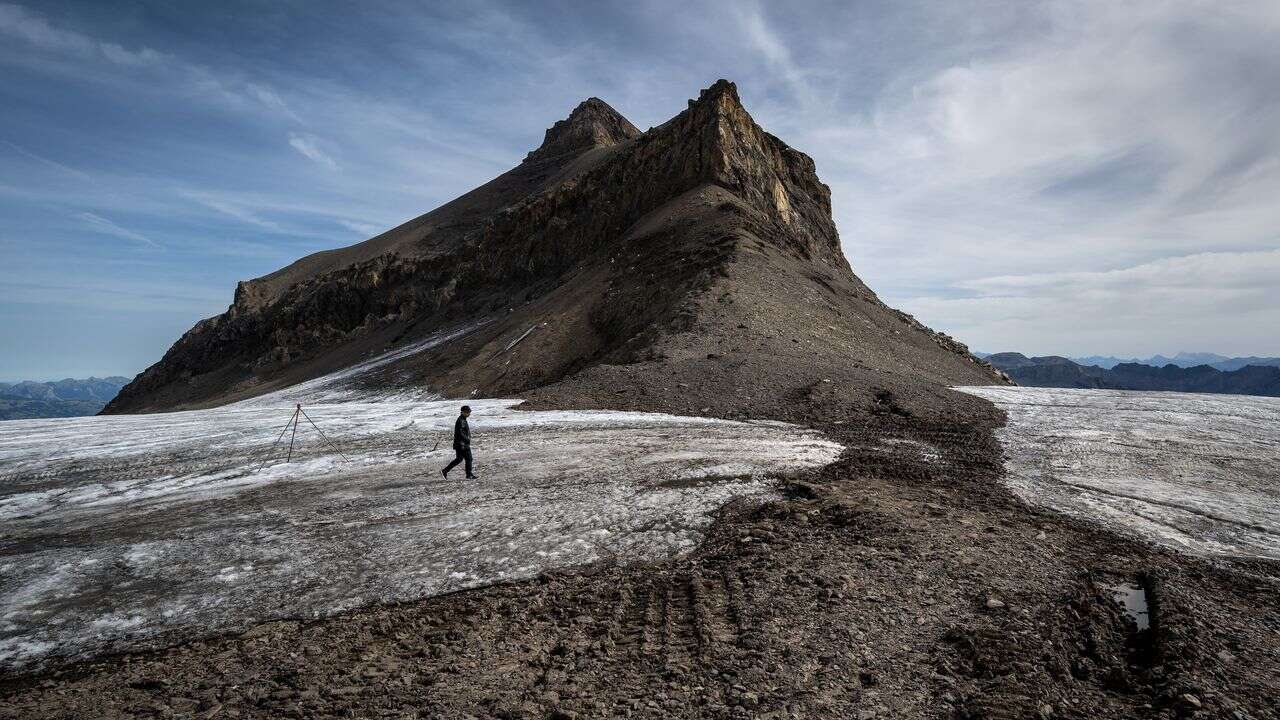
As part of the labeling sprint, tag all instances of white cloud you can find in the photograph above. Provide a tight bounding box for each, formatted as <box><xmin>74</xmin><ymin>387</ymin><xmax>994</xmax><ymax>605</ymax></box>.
<box><xmin>729</xmin><ymin>1</ymin><xmax>815</xmax><ymax>107</ymax></box>
<box><xmin>2</xmin><ymin>140</ymin><xmax>93</xmax><ymax>183</ymax></box>
<box><xmin>780</xmin><ymin>0</ymin><xmax>1280</xmax><ymax>355</ymax></box>
<box><xmin>287</xmin><ymin>132</ymin><xmax>338</xmax><ymax>169</ymax></box>
<box><xmin>77</xmin><ymin>212</ymin><xmax>160</xmax><ymax>249</ymax></box>
<box><xmin>0</xmin><ymin>3</ymin><xmax>298</xmax><ymax>125</ymax></box>
<box><xmin>0</xmin><ymin>275</ymin><xmax>224</xmax><ymax>313</ymax></box>
<box><xmin>907</xmin><ymin>250</ymin><xmax>1280</xmax><ymax>356</ymax></box>
<box><xmin>179</xmin><ymin>191</ymin><xmax>286</xmax><ymax>233</ymax></box>
<box><xmin>246</xmin><ymin>83</ymin><xmax>303</xmax><ymax>123</ymax></box>
<box><xmin>336</xmin><ymin>219</ymin><xmax>383</xmax><ymax>237</ymax></box>
<box><xmin>0</xmin><ymin>2</ymin><xmax>164</xmax><ymax>67</ymax></box>
<box><xmin>962</xmin><ymin>250</ymin><xmax>1280</xmax><ymax>295</ymax></box>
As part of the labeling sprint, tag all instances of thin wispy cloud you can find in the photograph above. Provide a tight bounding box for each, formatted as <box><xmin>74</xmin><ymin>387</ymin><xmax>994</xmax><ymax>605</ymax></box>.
<box><xmin>248</xmin><ymin>83</ymin><xmax>304</xmax><ymax>124</ymax></box>
<box><xmin>337</xmin><ymin>219</ymin><xmax>383</xmax><ymax>237</ymax></box>
<box><xmin>909</xmin><ymin>249</ymin><xmax>1280</xmax><ymax>356</ymax></box>
<box><xmin>288</xmin><ymin>133</ymin><xmax>338</xmax><ymax>169</ymax></box>
<box><xmin>764</xmin><ymin>1</ymin><xmax>1280</xmax><ymax>356</ymax></box>
<box><xmin>1</xmin><ymin>276</ymin><xmax>225</xmax><ymax>312</ymax></box>
<box><xmin>77</xmin><ymin>212</ymin><xmax>160</xmax><ymax>249</ymax></box>
<box><xmin>0</xmin><ymin>2</ymin><xmax>164</xmax><ymax>67</ymax></box>
<box><xmin>2</xmin><ymin>140</ymin><xmax>93</xmax><ymax>183</ymax></box>
<box><xmin>729</xmin><ymin>1</ymin><xmax>816</xmax><ymax>109</ymax></box>
<box><xmin>179</xmin><ymin>191</ymin><xmax>287</xmax><ymax>233</ymax></box>
<box><xmin>0</xmin><ymin>2</ymin><xmax>296</xmax><ymax>124</ymax></box>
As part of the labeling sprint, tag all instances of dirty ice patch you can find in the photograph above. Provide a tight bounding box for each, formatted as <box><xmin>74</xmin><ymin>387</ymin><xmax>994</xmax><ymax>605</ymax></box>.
<box><xmin>240</xmin><ymin>319</ymin><xmax>494</xmax><ymax>406</ymax></box>
<box><xmin>0</xmin><ymin>397</ymin><xmax>840</xmax><ymax>672</ymax></box>
<box><xmin>957</xmin><ymin>386</ymin><xmax>1280</xmax><ymax>561</ymax></box>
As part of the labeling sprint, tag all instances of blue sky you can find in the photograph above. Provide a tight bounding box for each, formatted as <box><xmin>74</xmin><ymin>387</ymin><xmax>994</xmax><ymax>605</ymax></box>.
<box><xmin>2</xmin><ymin>1</ymin><xmax>1279</xmax><ymax>380</ymax></box>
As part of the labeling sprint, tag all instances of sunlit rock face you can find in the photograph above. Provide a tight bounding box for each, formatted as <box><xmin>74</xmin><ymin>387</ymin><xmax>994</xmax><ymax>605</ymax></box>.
<box><xmin>959</xmin><ymin>386</ymin><xmax>1280</xmax><ymax>560</ymax></box>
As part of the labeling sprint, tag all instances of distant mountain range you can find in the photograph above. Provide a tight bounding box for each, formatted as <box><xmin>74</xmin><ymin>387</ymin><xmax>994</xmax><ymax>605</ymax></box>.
<box><xmin>0</xmin><ymin>377</ymin><xmax>130</xmax><ymax>420</ymax></box>
<box><xmin>973</xmin><ymin>351</ymin><xmax>1280</xmax><ymax>372</ymax></box>
<box><xmin>984</xmin><ymin>354</ymin><xmax>1280</xmax><ymax>397</ymax></box>
<box><xmin>1065</xmin><ymin>352</ymin><xmax>1280</xmax><ymax>371</ymax></box>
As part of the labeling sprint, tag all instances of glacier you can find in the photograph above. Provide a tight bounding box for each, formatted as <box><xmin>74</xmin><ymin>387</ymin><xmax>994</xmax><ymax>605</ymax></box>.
<box><xmin>0</xmin><ymin>326</ymin><xmax>841</xmax><ymax>671</ymax></box>
<box><xmin>959</xmin><ymin>386</ymin><xmax>1280</xmax><ymax>561</ymax></box>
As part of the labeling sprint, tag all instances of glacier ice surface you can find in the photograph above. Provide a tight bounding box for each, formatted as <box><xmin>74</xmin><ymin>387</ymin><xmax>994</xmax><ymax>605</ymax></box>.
<box><xmin>0</xmin><ymin>326</ymin><xmax>841</xmax><ymax>671</ymax></box>
<box><xmin>958</xmin><ymin>386</ymin><xmax>1280</xmax><ymax>561</ymax></box>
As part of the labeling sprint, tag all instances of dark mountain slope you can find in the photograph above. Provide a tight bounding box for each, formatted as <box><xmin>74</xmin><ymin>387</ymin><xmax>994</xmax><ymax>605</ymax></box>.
<box><xmin>106</xmin><ymin>81</ymin><xmax>1003</xmax><ymax>418</ymax></box>
<box><xmin>105</xmin><ymin>97</ymin><xmax>643</xmax><ymax>412</ymax></box>
<box><xmin>1106</xmin><ymin>362</ymin><xmax>1280</xmax><ymax>395</ymax></box>
<box><xmin>243</xmin><ymin>98</ymin><xmax>641</xmax><ymax>308</ymax></box>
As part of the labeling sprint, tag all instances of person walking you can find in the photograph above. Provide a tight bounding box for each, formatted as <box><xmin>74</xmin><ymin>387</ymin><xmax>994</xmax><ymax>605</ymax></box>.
<box><xmin>441</xmin><ymin>405</ymin><xmax>476</xmax><ymax>479</ymax></box>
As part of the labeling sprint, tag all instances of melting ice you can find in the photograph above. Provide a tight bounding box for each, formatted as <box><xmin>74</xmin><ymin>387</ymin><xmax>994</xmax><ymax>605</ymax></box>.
<box><xmin>958</xmin><ymin>386</ymin><xmax>1280</xmax><ymax>561</ymax></box>
<box><xmin>0</xmin><ymin>327</ymin><xmax>841</xmax><ymax>671</ymax></box>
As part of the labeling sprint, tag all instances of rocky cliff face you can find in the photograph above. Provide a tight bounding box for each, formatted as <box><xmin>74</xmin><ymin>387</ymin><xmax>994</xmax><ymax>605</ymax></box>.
<box><xmin>106</xmin><ymin>80</ymin><xmax>1003</xmax><ymax>415</ymax></box>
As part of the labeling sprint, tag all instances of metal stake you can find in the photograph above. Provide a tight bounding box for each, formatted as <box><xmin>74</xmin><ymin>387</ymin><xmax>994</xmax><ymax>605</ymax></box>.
<box><xmin>286</xmin><ymin>404</ymin><xmax>300</xmax><ymax>463</ymax></box>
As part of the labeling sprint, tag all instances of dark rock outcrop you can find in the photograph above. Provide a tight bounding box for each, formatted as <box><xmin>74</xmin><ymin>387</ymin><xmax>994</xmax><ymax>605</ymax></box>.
<box><xmin>523</xmin><ymin>97</ymin><xmax>640</xmax><ymax>163</ymax></box>
<box><xmin>106</xmin><ymin>80</ymin><xmax>1004</xmax><ymax>415</ymax></box>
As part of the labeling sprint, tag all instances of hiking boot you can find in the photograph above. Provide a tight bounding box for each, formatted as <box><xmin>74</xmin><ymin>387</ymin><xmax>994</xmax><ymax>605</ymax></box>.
<box><xmin>440</xmin><ymin>468</ymin><xmax>448</xmax><ymax>479</ymax></box>
<box><xmin>466</xmin><ymin>475</ymin><xmax>478</xmax><ymax>480</ymax></box>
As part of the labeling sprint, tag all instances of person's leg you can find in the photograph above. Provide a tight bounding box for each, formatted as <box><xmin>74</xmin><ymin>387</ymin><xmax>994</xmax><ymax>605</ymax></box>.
<box><xmin>443</xmin><ymin>448</ymin><xmax>464</xmax><ymax>476</ymax></box>
<box><xmin>464</xmin><ymin>447</ymin><xmax>474</xmax><ymax>478</ymax></box>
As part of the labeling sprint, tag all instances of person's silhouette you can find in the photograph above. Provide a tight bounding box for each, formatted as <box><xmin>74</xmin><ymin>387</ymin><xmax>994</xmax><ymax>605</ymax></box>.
<box><xmin>441</xmin><ymin>405</ymin><xmax>475</xmax><ymax>479</ymax></box>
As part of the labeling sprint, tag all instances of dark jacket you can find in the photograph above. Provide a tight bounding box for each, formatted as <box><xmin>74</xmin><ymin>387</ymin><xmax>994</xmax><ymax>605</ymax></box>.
<box><xmin>453</xmin><ymin>415</ymin><xmax>471</xmax><ymax>450</ymax></box>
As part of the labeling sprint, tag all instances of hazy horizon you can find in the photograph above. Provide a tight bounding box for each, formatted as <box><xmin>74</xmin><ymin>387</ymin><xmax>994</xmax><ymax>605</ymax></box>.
<box><xmin>3</xmin><ymin>1</ymin><xmax>1279</xmax><ymax>379</ymax></box>
<box><xmin>12</xmin><ymin>350</ymin><xmax>1280</xmax><ymax>385</ymax></box>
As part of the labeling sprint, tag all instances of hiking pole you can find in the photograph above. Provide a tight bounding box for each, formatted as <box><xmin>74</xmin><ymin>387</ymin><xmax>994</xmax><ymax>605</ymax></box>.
<box><xmin>298</xmin><ymin>405</ymin><xmax>350</xmax><ymax>462</ymax></box>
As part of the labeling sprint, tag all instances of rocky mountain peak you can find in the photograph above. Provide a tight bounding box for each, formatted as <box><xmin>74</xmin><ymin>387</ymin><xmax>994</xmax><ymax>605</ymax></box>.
<box><xmin>523</xmin><ymin>96</ymin><xmax>640</xmax><ymax>163</ymax></box>
<box><xmin>651</xmin><ymin>79</ymin><xmax>841</xmax><ymax>263</ymax></box>
<box><xmin>689</xmin><ymin>78</ymin><xmax>742</xmax><ymax>111</ymax></box>
<box><xmin>105</xmin><ymin>79</ymin><xmax>1003</xmax><ymax>414</ymax></box>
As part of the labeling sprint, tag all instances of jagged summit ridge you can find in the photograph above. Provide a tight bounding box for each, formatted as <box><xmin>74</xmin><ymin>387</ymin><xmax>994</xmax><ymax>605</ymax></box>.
<box><xmin>524</xmin><ymin>96</ymin><xmax>640</xmax><ymax>163</ymax></box>
<box><xmin>674</xmin><ymin>79</ymin><xmax>841</xmax><ymax>263</ymax></box>
<box><xmin>690</xmin><ymin>78</ymin><xmax>740</xmax><ymax>108</ymax></box>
